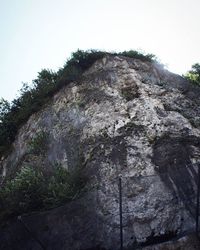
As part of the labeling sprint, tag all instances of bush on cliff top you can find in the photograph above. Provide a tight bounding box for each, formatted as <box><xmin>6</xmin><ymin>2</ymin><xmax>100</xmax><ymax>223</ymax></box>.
<box><xmin>0</xmin><ymin>50</ymin><xmax>156</xmax><ymax>157</ymax></box>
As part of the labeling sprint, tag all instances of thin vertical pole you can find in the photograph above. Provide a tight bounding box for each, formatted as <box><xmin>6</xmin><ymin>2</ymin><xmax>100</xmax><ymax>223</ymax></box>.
<box><xmin>196</xmin><ymin>165</ymin><xmax>200</xmax><ymax>237</ymax></box>
<box><xmin>119</xmin><ymin>177</ymin><xmax>123</xmax><ymax>250</ymax></box>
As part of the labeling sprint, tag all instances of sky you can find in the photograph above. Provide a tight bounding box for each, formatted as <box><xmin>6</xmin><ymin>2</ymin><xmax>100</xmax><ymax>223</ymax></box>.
<box><xmin>0</xmin><ymin>0</ymin><xmax>200</xmax><ymax>101</ymax></box>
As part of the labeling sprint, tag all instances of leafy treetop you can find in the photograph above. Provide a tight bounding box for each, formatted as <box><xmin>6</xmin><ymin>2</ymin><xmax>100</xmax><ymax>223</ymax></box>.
<box><xmin>185</xmin><ymin>63</ymin><xmax>200</xmax><ymax>85</ymax></box>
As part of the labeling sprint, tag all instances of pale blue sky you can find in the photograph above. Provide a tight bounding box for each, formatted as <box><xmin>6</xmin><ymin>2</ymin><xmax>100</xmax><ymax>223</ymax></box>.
<box><xmin>1</xmin><ymin>0</ymin><xmax>200</xmax><ymax>101</ymax></box>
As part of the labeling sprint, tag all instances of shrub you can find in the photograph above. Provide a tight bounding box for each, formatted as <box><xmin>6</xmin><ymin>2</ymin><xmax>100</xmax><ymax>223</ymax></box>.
<box><xmin>185</xmin><ymin>63</ymin><xmax>200</xmax><ymax>85</ymax></box>
<box><xmin>118</xmin><ymin>50</ymin><xmax>156</xmax><ymax>62</ymax></box>
<box><xmin>44</xmin><ymin>164</ymin><xmax>87</xmax><ymax>207</ymax></box>
<box><xmin>0</xmin><ymin>166</ymin><xmax>44</xmax><ymax>214</ymax></box>
<box><xmin>0</xmin><ymin>98</ymin><xmax>10</xmax><ymax>122</ymax></box>
<box><xmin>0</xmin><ymin>164</ymin><xmax>87</xmax><ymax>217</ymax></box>
<box><xmin>28</xmin><ymin>131</ymin><xmax>49</xmax><ymax>155</ymax></box>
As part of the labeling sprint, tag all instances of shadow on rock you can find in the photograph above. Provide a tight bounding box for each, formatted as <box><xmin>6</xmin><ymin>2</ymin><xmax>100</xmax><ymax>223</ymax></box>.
<box><xmin>152</xmin><ymin>133</ymin><xmax>200</xmax><ymax>218</ymax></box>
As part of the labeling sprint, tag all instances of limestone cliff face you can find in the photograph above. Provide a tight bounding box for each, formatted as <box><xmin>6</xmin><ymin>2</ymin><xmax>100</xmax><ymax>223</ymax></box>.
<box><xmin>1</xmin><ymin>55</ymin><xmax>200</xmax><ymax>250</ymax></box>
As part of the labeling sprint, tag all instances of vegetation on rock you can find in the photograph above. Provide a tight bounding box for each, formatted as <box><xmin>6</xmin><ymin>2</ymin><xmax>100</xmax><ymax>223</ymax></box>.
<box><xmin>0</xmin><ymin>164</ymin><xmax>87</xmax><ymax>219</ymax></box>
<box><xmin>185</xmin><ymin>63</ymin><xmax>200</xmax><ymax>86</ymax></box>
<box><xmin>0</xmin><ymin>49</ymin><xmax>156</xmax><ymax>157</ymax></box>
<box><xmin>28</xmin><ymin>131</ymin><xmax>49</xmax><ymax>155</ymax></box>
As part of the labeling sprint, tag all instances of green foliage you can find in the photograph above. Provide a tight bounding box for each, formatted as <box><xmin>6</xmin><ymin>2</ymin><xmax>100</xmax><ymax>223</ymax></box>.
<box><xmin>0</xmin><ymin>49</ymin><xmax>156</xmax><ymax>158</ymax></box>
<box><xmin>44</xmin><ymin>164</ymin><xmax>87</xmax><ymax>207</ymax></box>
<box><xmin>0</xmin><ymin>98</ymin><xmax>16</xmax><ymax>156</ymax></box>
<box><xmin>0</xmin><ymin>166</ymin><xmax>44</xmax><ymax>215</ymax></box>
<box><xmin>185</xmin><ymin>63</ymin><xmax>200</xmax><ymax>85</ymax></box>
<box><xmin>28</xmin><ymin>131</ymin><xmax>49</xmax><ymax>155</ymax></box>
<box><xmin>0</xmin><ymin>70</ymin><xmax>57</xmax><ymax>157</ymax></box>
<box><xmin>0</xmin><ymin>165</ymin><xmax>87</xmax><ymax>217</ymax></box>
<box><xmin>118</xmin><ymin>50</ymin><xmax>156</xmax><ymax>62</ymax></box>
<box><xmin>0</xmin><ymin>98</ymin><xmax>10</xmax><ymax>122</ymax></box>
<box><xmin>68</xmin><ymin>50</ymin><xmax>107</xmax><ymax>70</ymax></box>
<box><xmin>56</xmin><ymin>50</ymin><xmax>107</xmax><ymax>87</ymax></box>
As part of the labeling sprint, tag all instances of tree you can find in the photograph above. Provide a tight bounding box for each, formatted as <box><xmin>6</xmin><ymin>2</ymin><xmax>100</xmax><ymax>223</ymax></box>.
<box><xmin>0</xmin><ymin>98</ymin><xmax>10</xmax><ymax>123</ymax></box>
<box><xmin>185</xmin><ymin>63</ymin><xmax>200</xmax><ymax>85</ymax></box>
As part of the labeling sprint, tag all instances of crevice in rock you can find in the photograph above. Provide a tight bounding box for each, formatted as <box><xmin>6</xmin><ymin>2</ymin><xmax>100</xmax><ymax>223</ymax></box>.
<box><xmin>80</xmin><ymin>247</ymin><xmax>107</xmax><ymax>250</ymax></box>
<box><xmin>140</xmin><ymin>230</ymin><xmax>178</xmax><ymax>247</ymax></box>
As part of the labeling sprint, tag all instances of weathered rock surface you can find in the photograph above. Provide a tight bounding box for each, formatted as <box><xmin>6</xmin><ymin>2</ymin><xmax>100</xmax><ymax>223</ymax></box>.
<box><xmin>1</xmin><ymin>55</ymin><xmax>200</xmax><ymax>249</ymax></box>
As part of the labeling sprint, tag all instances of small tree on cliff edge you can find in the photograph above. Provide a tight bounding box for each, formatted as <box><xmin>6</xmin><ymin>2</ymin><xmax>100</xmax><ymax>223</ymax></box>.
<box><xmin>185</xmin><ymin>63</ymin><xmax>200</xmax><ymax>85</ymax></box>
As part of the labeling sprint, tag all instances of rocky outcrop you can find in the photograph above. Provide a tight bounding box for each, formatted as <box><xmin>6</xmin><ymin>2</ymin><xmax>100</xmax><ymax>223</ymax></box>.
<box><xmin>1</xmin><ymin>55</ymin><xmax>200</xmax><ymax>249</ymax></box>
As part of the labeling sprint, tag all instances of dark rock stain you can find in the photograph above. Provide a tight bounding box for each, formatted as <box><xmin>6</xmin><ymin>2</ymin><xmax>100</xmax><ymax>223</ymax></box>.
<box><xmin>152</xmin><ymin>133</ymin><xmax>200</xmax><ymax>217</ymax></box>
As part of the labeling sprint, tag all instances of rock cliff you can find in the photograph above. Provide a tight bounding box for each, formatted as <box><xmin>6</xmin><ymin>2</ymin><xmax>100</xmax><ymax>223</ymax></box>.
<box><xmin>1</xmin><ymin>55</ymin><xmax>200</xmax><ymax>249</ymax></box>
